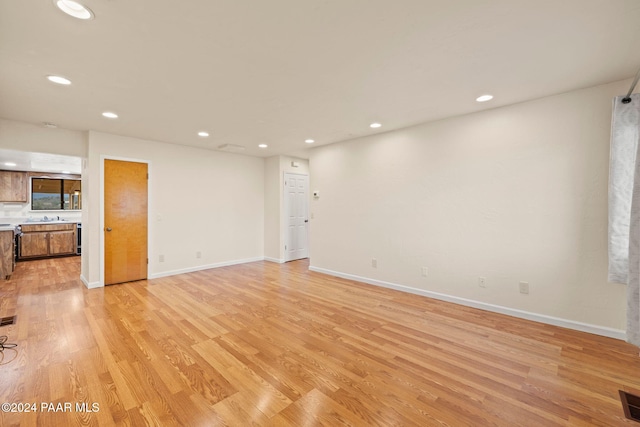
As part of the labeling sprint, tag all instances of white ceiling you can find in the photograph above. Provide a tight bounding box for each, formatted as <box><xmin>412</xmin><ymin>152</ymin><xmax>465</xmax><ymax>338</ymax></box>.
<box><xmin>1</xmin><ymin>0</ymin><xmax>639</xmax><ymax>159</ymax></box>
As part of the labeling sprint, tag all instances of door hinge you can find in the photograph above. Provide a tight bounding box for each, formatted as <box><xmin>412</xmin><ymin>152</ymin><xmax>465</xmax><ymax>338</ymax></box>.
<box><xmin>147</xmin><ymin>258</ymin><xmax>149</xmax><ymax>264</ymax></box>
<box><xmin>285</xmin><ymin>245</ymin><xmax>287</xmax><ymax>250</ymax></box>
<box><xmin>147</xmin><ymin>173</ymin><xmax>149</xmax><ymax>179</ymax></box>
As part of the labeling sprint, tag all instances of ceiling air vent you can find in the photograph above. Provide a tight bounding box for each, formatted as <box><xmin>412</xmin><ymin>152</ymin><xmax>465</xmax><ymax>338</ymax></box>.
<box><xmin>620</xmin><ymin>390</ymin><xmax>640</xmax><ymax>422</ymax></box>
<box><xmin>217</xmin><ymin>144</ymin><xmax>246</xmax><ymax>153</ymax></box>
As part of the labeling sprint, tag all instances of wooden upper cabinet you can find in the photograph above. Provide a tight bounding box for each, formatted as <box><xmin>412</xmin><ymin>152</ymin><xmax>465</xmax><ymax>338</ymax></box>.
<box><xmin>0</xmin><ymin>170</ymin><xmax>27</xmax><ymax>202</ymax></box>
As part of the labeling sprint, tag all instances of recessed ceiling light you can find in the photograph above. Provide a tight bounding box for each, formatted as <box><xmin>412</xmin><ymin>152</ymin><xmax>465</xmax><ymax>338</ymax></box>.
<box><xmin>258</xmin><ymin>144</ymin><xmax>268</xmax><ymax>148</ymax></box>
<box><xmin>54</xmin><ymin>0</ymin><xmax>94</xmax><ymax>20</ymax></box>
<box><xmin>476</xmin><ymin>94</ymin><xmax>494</xmax><ymax>102</ymax></box>
<box><xmin>61</xmin><ymin>170</ymin><xmax>71</xmax><ymax>174</ymax></box>
<box><xmin>370</xmin><ymin>122</ymin><xmax>382</xmax><ymax>128</ymax></box>
<box><xmin>305</xmin><ymin>139</ymin><xmax>315</xmax><ymax>144</ymax></box>
<box><xmin>198</xmin><ymin>131</ymin><xmax>209</xmax><ymax>137</ymax></box>
<box><xmin>102</xmin><ymin>111</ymin><xmax>118</xmax><ymax>119</ymax></box>
<box><xmin>4</xmin><ymin>162</ymin><xmax>17</xmax><ymax>167</ymax></box>
<box><xmin>47</xmin><ymin>75</ymin><xmax>71</xmax><ymax>85</ymax></box>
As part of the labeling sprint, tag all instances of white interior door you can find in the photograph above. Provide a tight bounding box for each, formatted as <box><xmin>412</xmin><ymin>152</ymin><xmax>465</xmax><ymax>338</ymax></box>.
<box><xmin>284</xmin><ymin>173</ymin><xmax>309</xmax><ymax>262</ymax></box>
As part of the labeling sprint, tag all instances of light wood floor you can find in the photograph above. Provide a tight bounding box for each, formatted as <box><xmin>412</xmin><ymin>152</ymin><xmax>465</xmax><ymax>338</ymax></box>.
<box><xmin>1</xmin><ymin>257</ymin><xmax>639</xmax><ymax>426</ymax></box>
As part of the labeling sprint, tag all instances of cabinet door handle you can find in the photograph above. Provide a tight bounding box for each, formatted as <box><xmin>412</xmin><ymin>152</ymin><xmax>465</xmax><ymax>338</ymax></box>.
<box><xmin>105</xmin><ymin>227</ymin><xmax>112</xmax><ymax>232</ymax></box>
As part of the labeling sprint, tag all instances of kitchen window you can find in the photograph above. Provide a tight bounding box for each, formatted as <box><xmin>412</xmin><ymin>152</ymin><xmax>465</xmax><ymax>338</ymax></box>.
<box><xmin>31</xmin><ymin>177</ymin><xmax>82</xmax><ymax>210</ymax></box>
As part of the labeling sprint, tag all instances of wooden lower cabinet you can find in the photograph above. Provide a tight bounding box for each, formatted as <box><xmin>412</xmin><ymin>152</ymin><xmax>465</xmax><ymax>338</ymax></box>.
<box><xmin>0</xmin><ymin>230</ymin><xmax>15</xmax><ymax>279</ymax></box>
<box><xmin>20</xmin><ymin>223</ymin><xmax>77</xmax><ymax>259</ymax></box>
<box><xmin>20</xmin><ymin>232</ymin><xmax>49</xmax><ymax>258</ymax></box>
<box><xmin>49</xmin><ymin>230</ymin><xmax>76</xmax><ymax>255</ymax></box>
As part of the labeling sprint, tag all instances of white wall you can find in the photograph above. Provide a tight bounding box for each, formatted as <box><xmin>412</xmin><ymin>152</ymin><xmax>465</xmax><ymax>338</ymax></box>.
<box><xmin>0</xmin><ymin>201</ymin><xmax>82</xmax><ymax>222</ymax></box>
<box><xmin>309</xmin><ymin>80</ymin><xmax>630</xmax><ymax>333</ymax></box>
<box><xmin>84</xmin><ymin>131</ymin><xmax>265</xmax><ymax>286</ymax></box>
<box><xmin>264</xmin><ymin>156</ymin><xmax>281</xmax><ymax>260</ymax></box>
<box><xmin>0</xmin><ymin>118</ymin><xmax>87</xmax><ymax>156</ymax></box>
<box><xmin>263</xmin><ymin>155</ymin><xmax>310</xmax><ymax>262</ymax></box>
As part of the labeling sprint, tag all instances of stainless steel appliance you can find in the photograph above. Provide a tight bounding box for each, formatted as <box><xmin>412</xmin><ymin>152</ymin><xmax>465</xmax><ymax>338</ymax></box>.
<box><xmin>76</xmin><ymin>223</ymin><xmax>82</xmax><ymax>255</ymax></box>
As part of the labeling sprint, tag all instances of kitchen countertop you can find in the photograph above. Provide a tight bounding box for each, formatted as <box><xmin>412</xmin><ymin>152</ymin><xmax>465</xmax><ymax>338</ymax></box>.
<box><xmin>0</xmin><ymin>220</ymin><xmax>80</xmax><ymax>232</ymax></box>
<box><xmin>21</xmin><ymin>220</ymin><xmax>79</xmax><ymax>225</ymax></box>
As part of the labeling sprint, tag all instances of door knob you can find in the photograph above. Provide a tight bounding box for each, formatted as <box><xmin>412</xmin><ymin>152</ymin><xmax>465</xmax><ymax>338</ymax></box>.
<box><xmin>105</xmin><ymin>227</ymin><xmax>112</xmax><ymax>232</ymax></box>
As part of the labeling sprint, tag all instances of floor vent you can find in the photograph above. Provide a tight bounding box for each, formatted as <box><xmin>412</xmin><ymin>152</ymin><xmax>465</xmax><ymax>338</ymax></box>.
<box><xmin>620</xmin><ymin>390</ymin><xmax>640</xmax><ymax>422</ymax></box>
<box><xmin>0</xmin><ymin>316</ymin><xmax>16</xmax><ymax>327</ymax></box>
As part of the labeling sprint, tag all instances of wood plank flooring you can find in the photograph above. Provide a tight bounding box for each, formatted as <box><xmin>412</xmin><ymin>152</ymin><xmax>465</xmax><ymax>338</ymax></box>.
<box><xmin>1</xmin><ymin>256</ymin><xmax>639</xmax><ymax>426</ymax></box>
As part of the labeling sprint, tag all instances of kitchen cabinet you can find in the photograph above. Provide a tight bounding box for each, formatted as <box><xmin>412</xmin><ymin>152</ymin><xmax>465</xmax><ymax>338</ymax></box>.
<box><xmin>20</xmin><ymin>223</ymin><xmax>77</xmax><ymax>259</ymax></box>
<box><xmin>0</xmin><ymin>230</ymin><xmax>15</xmax><ymax>279</ymax></box>
<box><xmin>20</xmin><ymin>232</ymin><xmax>49</xmax><ymax>258</ymax></box>
<box><xmin>49</xmin><ymin>230</ymin><xmax>76</xmax><ymax>255</ymax></box>
<box><xmin>0</xmin><ymin>170</ymin><xmax>27</xmax><ymax>202</ymax></box>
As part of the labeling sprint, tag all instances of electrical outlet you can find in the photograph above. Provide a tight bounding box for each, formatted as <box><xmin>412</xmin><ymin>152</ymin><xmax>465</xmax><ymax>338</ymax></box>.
<box><xmin>519</xmin><ymin>281</ymin><xmax>529</xmax><ymax>294</ymax></box>
<box><xmin>372</xmin><ymin>258</ymin><xmax>377</xmax><ymax>268</ymax></box>
<box><xmin>159</xmin><ymin>254</ymin><xmax>165</xmax><ymax>262</ymax></box>
<box><xmin>478</xmin><ymin>277</ymin><xmax>486</xmax><ymax>288</ymax></box>
<box><xmin>421</xmin><ymin>267</ymin><xmax>428</xmax><ymax>277</ymax></box>
<box><xmin>196</xmin><ymin>251</ymin><xmax>202</xmax><ymax>259</ymax></box>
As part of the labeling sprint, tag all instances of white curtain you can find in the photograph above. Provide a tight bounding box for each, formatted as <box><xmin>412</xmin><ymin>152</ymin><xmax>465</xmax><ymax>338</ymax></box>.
<box><xmin>609</xmin><ymin>93</ymin><xmax>640</xmax><ymax>346</ymax></box>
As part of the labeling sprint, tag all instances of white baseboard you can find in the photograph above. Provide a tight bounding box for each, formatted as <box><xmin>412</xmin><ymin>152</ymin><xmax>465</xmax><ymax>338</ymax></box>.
<box><xmin>309</xmin><ymin>266</ymin><xmax>627</xmax><ymax>341</ymax></box>
<box><xmin>264</xmin><ymin>257</ymin><xmax>285</xmax><ymax>264</ymax></box>
<box><xmin>80</xmin><ymin>274</ymin><xmax>101</xmax><ymax>289</ymax></box>
<box><xmin>149</xmin><ymin>256</ymin><xmax>265</xmax><ymax>279</ymax></box>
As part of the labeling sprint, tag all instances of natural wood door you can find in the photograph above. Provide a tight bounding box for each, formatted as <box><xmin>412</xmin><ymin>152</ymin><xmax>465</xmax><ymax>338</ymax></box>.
<box><xmin>104</xmin><ymin>160</ymin><xmax>148</xmax><ymax>285</ymax></box>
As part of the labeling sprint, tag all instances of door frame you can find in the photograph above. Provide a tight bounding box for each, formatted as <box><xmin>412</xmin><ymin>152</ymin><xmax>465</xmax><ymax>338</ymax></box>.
<box><xmin>100</xmin><ymin>155</ymin><xmax>152</xmax><ymax>286</ymax></box>
<box><xmin>282</xmin><ymin>172</ymin><xmax>309</xmax><ymax>262</ymax></box>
